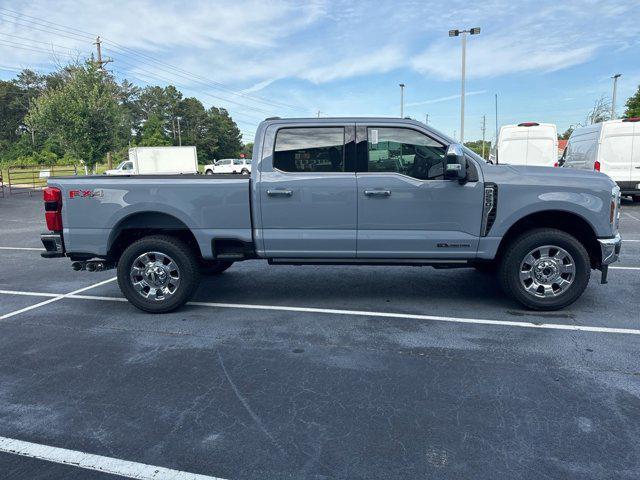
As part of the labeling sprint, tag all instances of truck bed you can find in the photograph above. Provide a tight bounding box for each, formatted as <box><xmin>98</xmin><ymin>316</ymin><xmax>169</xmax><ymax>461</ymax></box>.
<box><xmin>48</xmin><ymin>174</ymin><xmax>252</xmax><ymax>258</ymax></box>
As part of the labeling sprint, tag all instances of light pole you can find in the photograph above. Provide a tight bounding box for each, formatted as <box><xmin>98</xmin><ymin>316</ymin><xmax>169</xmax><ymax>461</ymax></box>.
<box><xmin>176</xmin><ymin>117</ymin><xmax>182</xmax><ymax>146</ymax></box>
<box><xmin>611</xmin><ymin>74</ymin><xmax>621</xmax><ymax>120</ymax></box>
<box><xmin>449</xmin><ymin>27</ymin><xmax>481</xmax><ymax>143</ymax></box>
<box><xmin>399</xmin><ymin>83</ymin><xmax>405</xmax><ymax>117</ymax></box>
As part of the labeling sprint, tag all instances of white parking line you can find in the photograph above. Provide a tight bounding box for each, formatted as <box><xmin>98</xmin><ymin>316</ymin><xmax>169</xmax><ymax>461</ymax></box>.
<box><xmin>0</xmin><ymin>277</ymin><xmax>117</xmax><ymax>320</ymax></box>
<box><xmin>0</xmin><ymin>246</ymin><xmax>43</xmax><ymax>251</ymax></box>
<box><xmin>0</xmin><ymin>436</ymin><xmax>226</xmax><ymax>480</ymax></box>
<box><xmin>623</xmin><ymin>211</ymin><xmax>640</xmax><ymax>222</ymax></box>
<box><xmin>1</xmin><ymin>287</ymin><xmax>640</xmax><ymax>336</ymax></box>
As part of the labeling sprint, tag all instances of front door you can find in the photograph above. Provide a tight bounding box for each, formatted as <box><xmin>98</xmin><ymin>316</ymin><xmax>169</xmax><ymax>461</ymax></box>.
<box><xmin>356</xmin><ymin>124</ymin><xmax>484</xmax><ymax>259</ymax></box>
<box><xmin>260</xmin><ymin>124</ymin><xmax>357</xmax><ymax>257</ymax></box>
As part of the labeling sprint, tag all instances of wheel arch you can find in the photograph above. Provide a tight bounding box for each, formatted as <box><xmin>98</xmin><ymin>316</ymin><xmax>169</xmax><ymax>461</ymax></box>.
<box><xmin>108</xmin><ymin>211</ymin><xmax>202</xmax><ymax>261</ymax></box>
<box><xmin>495</xmin><ymin>210</ymin><xmax>601</xmax><ymax>268</ymax></box>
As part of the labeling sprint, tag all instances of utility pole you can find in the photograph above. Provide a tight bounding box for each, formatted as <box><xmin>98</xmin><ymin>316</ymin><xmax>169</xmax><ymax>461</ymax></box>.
<box><xmin>449</xmin><ymin>27</ymin><xmax>480</xmax><ymax>143</ymax></box>
<box><xmin>611</xmin><ymin>74</ymin><xmax>621</xmax><ymax>120</ymax></box>
<box><xmin>494</xmin><ymin>94</ymin><xmax>498</xmax><ymax>138</ymax></box>
<box><xmin>176</xmin><ymin>117</ymin><xmax>182</xmax><ymax>146</ymax></box>
<box><xmin>316</xmin><ymin>110</ymin><xmax>321</xmax><ymax>118</ymax></box>
<box><xmin>481</xmin><ymin>114</ymin><xmax>486</xmax><ymax>159</ymax></box>
<box><xmin>399</xmin><ymin>83</ymin><xmax>405</xmax><ymax>117</ymax></box>
<box><xmin>425</xmin><ymin>113</ymin><xmax>429</xmax><ymax>125</ymax></box>
<box><xmin>94</xmin><ymin>36</ymin><xmax>112</xmax><ymax>70</ymax></box>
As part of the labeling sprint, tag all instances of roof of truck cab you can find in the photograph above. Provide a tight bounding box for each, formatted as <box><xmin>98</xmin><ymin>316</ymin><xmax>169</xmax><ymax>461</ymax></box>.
<box><xmin>263</xmin><ymin>117</ymin><xmax>426</xmax><ymax>124</ymax></box>
<box><xmin>259</xmin><ymin>117</ymin><xmax>454</xmax><ymax>143</ymax></box>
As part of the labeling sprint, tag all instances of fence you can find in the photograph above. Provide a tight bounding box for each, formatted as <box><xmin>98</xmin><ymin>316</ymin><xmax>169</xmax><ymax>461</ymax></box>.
<box><xmin>0</xmin><ymin>170</ymin><xmax>4</xmax><ymax>198</ymax></box>
<box><xmin>7</xmin><ymin>165</ymin><xmax>77</xmax><ymax>196</ymax></box>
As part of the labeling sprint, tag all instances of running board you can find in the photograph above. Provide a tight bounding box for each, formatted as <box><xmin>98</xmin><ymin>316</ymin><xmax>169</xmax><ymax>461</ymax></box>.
<box><xmin>268</xmin><ymin>258</ymin><xmax>470</xmax><ymax>267</ymax></box>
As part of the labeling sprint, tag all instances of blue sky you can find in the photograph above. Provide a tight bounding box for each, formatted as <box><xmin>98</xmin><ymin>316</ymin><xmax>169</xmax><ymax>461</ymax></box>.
<box><xmin>1</xmin><ymin>0</ymin><xmax>639</xmax><ymax>143</ymax></box>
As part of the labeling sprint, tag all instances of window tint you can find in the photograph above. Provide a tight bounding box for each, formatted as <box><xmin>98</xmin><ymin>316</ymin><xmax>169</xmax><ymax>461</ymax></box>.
<box><xmin>233</xmin><ymin>159</ymin><xmax>243</xmax><ymax>165</ymax></box>
<box><xmin>367</xmin><ymin>128</ymin><xmax>446</xmax><ymax>180</ymax></box>
<box><xmin>274</xmin><ymin>127</ymin><xmax>345</xmax><ymax>172</ymax></box>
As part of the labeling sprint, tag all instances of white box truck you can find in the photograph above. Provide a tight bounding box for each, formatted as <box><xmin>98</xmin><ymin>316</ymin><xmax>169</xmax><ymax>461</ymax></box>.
<box><xmin>562</xmin><ymin>118</ymin><xmax>640</xmax><ymax>201</ymax></box>
<box><xmin>104</xmin><ymin>146</ymin><xmax>199</xmax><ymax>175</ymax></box>
<box><xmin>490</xmin><ymin>122</ymin><xmax>558</xmax><ymax>167</ymax></box>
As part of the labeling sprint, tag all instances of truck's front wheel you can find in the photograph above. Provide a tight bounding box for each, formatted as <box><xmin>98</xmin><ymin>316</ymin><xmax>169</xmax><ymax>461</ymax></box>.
<box><xmin>498</xmin><ymin>228</ymin><xmax>591</xmax><ymax>310</ymax></box>
<box><xmin>117</xmin><ymin>235</ymin><xmax>201</xmax><ymax>313</ymax></box>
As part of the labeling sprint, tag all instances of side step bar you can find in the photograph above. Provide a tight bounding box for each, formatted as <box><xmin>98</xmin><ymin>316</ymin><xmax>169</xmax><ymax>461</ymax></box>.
<box><xmin>268</xmin><ymin>258</ymin><xmax>470</xmax><ymax>267</ymax></box>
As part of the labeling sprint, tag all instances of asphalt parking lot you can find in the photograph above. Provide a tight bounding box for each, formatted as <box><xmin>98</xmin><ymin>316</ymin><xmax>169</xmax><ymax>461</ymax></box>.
<box><xmin>0</xmin><ymin>193</ymin><xmax>639</xmax><ymax>480</ymax></box>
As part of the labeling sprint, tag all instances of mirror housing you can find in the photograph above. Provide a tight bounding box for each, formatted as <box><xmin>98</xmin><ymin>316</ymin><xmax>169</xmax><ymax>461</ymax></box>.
<box><xmin>445</xmin><ymin>143</ymin><xmax>467</xmax><ymax>184</ymax></box>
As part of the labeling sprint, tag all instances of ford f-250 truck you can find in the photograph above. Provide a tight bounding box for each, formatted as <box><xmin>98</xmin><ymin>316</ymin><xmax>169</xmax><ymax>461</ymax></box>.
<box><xmin>41</xmin><ymin>117</ymin><xmax>622</xmax><ymax>313</ymax></box>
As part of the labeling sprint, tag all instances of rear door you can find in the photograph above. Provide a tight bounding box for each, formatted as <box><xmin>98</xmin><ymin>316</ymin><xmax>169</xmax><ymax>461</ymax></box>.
<box><xmin>631</xmin><ymin>121</ymin><xmax>640</xmax><ymax>185</ymax></box>
<box><xmin>355</xmin><ymin>124</ymin><xmax>484</xmax><ymax>259</ymax></box>
<box><xmin>600</xmin><ymin>122</ymin><xmax>633</xmax><ymax>182</ymax></box>
<box><xmin>259</xmin><ymin>123</ymin><xmax>357</xmax><ymax>257</ymax></box>
<box><xmin>499</xmin><ymin>127</ymin><xmax>528</xmax><ymax>165</ymax></box>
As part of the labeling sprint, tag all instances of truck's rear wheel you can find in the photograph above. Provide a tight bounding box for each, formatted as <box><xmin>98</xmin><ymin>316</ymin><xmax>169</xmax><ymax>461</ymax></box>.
<box><xmin>117</xmin><ymin>235</ymin><xmax>201</xmax><ymax>313</ymax></box>
<box><xmin>200</xmin><ymin>259</ymin><xmax>233</xmax><ymax>275</ymax></box>
<box><xmin>498</xmin><ymin>228</ymin><xmax>590</xmax><ymax>310</ymax></box>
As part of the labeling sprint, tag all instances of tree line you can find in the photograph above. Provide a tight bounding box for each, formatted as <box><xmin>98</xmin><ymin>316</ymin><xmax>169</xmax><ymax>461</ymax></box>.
<box><xmin>0</xmin><ymin>60</ymin><xmax>251</xmax><ymax>170</ymax></box>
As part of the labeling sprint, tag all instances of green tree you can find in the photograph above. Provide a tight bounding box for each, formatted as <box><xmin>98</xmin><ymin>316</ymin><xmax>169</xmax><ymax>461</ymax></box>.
<box><xmin>624</xmin><ymin>85</ymin><xmax>640</xmax><ymax>118</ymax></box>
<box><xmin>464</xmin><ymin>140</ymin><xmax>492</xmax><ymax>159</ymax></box>
<box><xmin>559</xmin><ymin>127</ymin><xmax>574</xmax><ymax>140</ymax></box>
<box><xmin>206</xmin><ymin>107</ymin><xmax>242</xmax><ymax>159</ymax></box>
<box><xmin>0</xmin><ymin>80</ymin><xmax>27</xmax><ymax>143</ymax></box>
<box><xmin>26</xmin><ymin>62</ymin><xmax>122</xmax><ymax>170</ymax></box>
<box><xmin>241</xmin><ymin>142</ymin><xmax>254</xmax><ymax>158</ymax></box>
<box><xmin>138</xmin><ymin>114</ymin><xmax>172</xmax><ymax>146</ymax></box>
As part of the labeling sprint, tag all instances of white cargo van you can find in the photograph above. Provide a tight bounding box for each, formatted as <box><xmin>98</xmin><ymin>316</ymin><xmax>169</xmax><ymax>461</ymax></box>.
<box><xmin>104</xmin><ymin>146</ymin><xmax>199</xmax><ymax>175</ymax></box>
<box><xmin>491</xmin><ymin>122</ymin><xmax>558</xmax><ymax>167</ymax></box>
<box><xmin>562</xmin><ymin>118</ymin><xmax>640</xmax><ymax>201</ymax></box>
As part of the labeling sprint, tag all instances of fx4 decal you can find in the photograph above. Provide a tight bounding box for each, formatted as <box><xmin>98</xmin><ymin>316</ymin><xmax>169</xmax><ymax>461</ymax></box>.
<box><xmin>69</xmin><ymin>189</ymin><xmax>103</xmax><ymax>199</ymax></box>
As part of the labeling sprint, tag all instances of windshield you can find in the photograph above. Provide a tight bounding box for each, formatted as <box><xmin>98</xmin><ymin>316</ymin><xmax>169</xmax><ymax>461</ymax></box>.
<box><xmin>115</xmin><ymin>161</ymin><xmax>128</xmax><ymax>170</ymax></box>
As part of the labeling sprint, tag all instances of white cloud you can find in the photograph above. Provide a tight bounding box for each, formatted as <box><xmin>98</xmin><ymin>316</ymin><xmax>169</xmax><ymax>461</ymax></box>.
<box><xmin>406</xmin><ymin>90</ymin><xmax>486</xmax><ymax>107</ymax></box>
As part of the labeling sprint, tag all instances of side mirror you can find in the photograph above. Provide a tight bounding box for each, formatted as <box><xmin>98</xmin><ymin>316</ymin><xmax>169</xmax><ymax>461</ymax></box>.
<box><xmin>445</xmin><ymin>143</ymin><xmax>467</xmax><ymax>184</ymax></box>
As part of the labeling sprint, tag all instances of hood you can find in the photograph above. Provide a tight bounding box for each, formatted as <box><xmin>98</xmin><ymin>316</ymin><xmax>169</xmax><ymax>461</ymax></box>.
<box><xmin>485</xmin><ymin>164</ymin><xmax>617</xmax><ymax>191</ymax></box>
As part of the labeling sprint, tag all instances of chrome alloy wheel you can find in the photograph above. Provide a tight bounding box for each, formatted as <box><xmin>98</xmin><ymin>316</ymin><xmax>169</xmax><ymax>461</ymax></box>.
<box><xmin>519</xmin><ymin>245</ymin><xmax>575</xmax><ymax>298</ymax></box>
<box><xmin>129</xmin><ymin>251</ymin><xmax>181</xmax><ymax>301</ymax></box>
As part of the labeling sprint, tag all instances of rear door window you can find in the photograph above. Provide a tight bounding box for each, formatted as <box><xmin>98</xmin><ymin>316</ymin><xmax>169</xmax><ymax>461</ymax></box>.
<box><xmin>274</xmin><ymin>127</ymin><xmax>345</xmax><ymax>172</ymax></box>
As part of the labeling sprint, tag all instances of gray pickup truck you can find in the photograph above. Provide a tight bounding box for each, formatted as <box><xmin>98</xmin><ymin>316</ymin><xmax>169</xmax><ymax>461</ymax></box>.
<box><xmin>41</xmin><ymin>117</ymin><xmax>622</xmax><ymax>312</ymax></box>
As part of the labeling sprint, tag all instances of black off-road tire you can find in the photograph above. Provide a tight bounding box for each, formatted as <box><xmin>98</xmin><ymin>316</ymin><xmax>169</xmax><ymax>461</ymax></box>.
<box><xmin>200</xmin><ymin>259</ymin><xmax>233</xmax><ymax>275</ymax></box>
<box><xmin>117</xmin><ymin>235</ymin><xmax>201</xmax><ymax>313</ymax></box>
<box><xmin>498</xmin><ymin>228</ymin><xmax>591</xmax><ymax>311</ymax></box>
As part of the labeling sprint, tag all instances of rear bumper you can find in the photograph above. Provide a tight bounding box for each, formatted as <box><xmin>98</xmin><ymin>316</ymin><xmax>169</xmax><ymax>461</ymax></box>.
<box><xmin>41</xmin><ymin>232</ymin><xmax>65</xmax><ymax>258</ymax></box>
<box><xmin>616</xmin><ymin>181</ymin><xmax>640</xmax><ymax>195</ymax></box>
<box><xmin>598</xmin><ymin>233</ymin><xmax>621</xmax><ymax>266</ymax></box>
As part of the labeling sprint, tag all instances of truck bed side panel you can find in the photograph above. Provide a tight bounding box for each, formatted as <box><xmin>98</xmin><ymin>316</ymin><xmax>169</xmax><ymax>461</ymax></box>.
<box><xmin>48</xmin><ymin>176</ymin><xmax>251</xmax><ymax>258</ymax></box>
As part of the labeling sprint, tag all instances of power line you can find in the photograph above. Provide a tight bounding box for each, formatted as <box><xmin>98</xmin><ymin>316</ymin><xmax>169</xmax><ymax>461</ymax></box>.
<box><xmin>0</xmin><ymin>7</ymin><xmax>308</xmax><ymax>114</ymax></box>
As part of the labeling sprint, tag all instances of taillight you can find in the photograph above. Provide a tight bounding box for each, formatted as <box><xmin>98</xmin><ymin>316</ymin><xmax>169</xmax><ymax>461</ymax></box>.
<box><xmin>553</xmin><ymin>162</ymin><xmax>559</xmax><ymax>167</ymax></box>
<box><xmin>44</xmin><ymin>187</ymin><xmax>63</xmax><ymax>231</ymax></box>
<box><xmin>518</xmin><ymin>122</ymin><xmax>540</xmax><ymax>127</ymax></box>
<box><xmin>594</xmin><ymin>161</ymin><xmax>601</xmax><ymax>172</ymax></box>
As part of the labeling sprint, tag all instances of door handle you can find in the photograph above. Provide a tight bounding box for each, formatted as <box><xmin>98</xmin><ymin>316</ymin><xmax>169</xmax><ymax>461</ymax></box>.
<box><xmin>364</xmin><ymin>189</ymin><xmax>391</xmax><ymax>197</ymax></box>
<box><xmin>267</xmin><ymin>189</ymin><xmax>293</xmax><ymax>197</ymax></box>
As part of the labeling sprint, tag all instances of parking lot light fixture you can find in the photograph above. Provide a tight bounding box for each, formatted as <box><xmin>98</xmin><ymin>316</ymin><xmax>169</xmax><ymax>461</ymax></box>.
<box><xmin>449</xmin><ymin>26</ymin><xmax>481</xmax><ymax>143</ymax></box>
